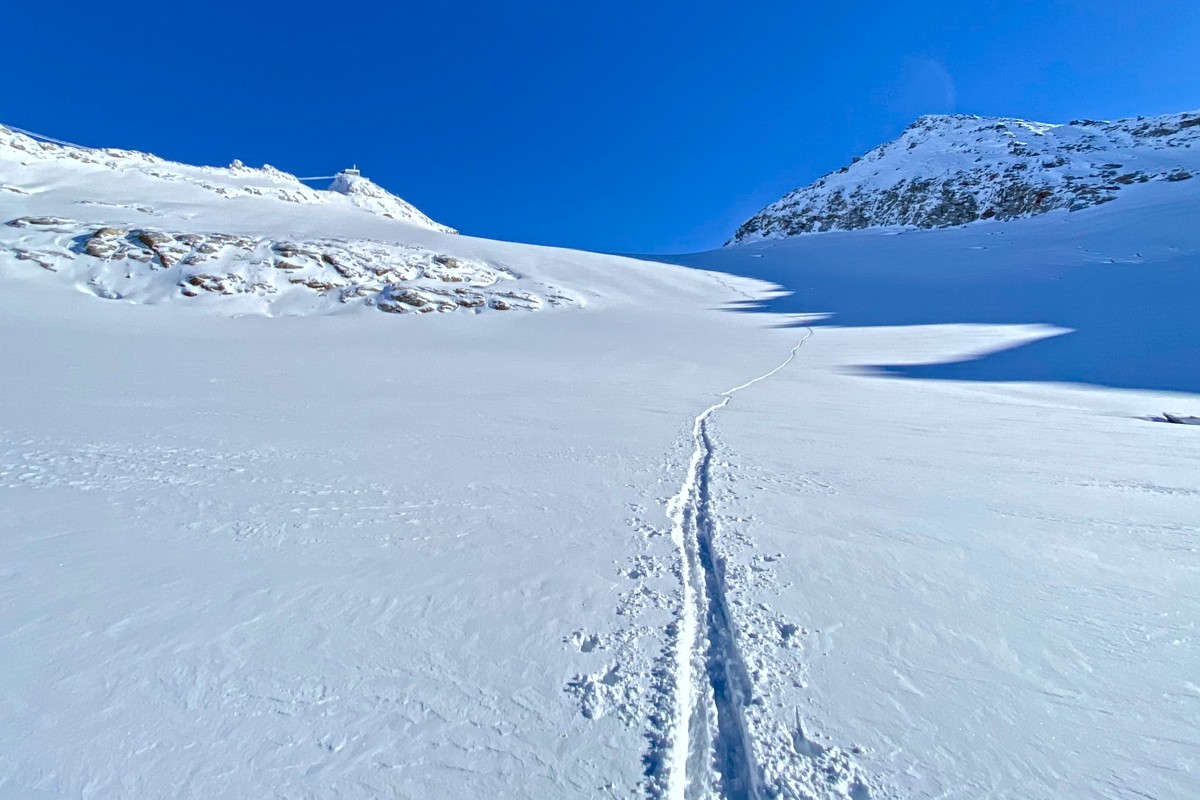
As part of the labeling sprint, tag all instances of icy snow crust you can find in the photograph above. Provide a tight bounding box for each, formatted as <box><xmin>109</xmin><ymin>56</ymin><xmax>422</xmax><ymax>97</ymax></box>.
<box><xmin>731</xmin><ymin>110</ymin><xmax>1200</xmax><ymax>243</ymax></box>
<box><xmin>2</xmin><ymin>122</ymin><xmax>1200</xmax><ymax>800</ymax></box>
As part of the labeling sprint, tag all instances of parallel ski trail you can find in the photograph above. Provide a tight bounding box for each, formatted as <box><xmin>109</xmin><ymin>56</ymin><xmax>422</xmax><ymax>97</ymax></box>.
<box><xmin>661</xmin><ymin>328</ymin><xmax>813</xmax><ymax>800</ymax></box>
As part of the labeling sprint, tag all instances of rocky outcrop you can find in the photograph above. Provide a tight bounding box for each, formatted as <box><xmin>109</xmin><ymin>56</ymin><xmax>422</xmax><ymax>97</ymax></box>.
<box><xmin>4</xmin><ymin>220</ymin><xmax>575</xmax><ymax>315</ymax></box>
<box><xmin>730</xmin><ymin>110</ymin><xmax>1200</xmax><ymax>244</ymax></box>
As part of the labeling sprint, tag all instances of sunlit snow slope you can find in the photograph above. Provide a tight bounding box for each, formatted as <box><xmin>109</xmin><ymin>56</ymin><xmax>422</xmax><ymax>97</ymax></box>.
<box><xmin>0</xmin><ymin>124</ymin><xmax>586</xmax><ymax>315</ymax></box>
<box><xmin>668</xmin><ymin>173</ymin><xmax>1200</xmax><ymax>800</ymax></box>
<box><xmin>731</xmin><ymin>109</ymin><xmax>1200</xmax><ymax>243</ymax></box>
<box><xmin>2</xmin><ymin>121</ymin><xmax>1199</xmax><ymax>800</ymax></box>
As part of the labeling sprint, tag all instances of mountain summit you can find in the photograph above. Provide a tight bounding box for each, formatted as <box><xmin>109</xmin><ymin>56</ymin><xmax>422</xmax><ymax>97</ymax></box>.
<box><xmin>326</xmin><ymin>170</ymin><xmax>456</xmax><ymax>233</ymax></box>
<box><xmin>729</xmin><ymin>110</ymin><xmax>1200</xmax><ymax>245</ymax></box>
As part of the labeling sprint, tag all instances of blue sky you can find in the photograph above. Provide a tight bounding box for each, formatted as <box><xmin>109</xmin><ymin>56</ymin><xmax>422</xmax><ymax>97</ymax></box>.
<box><xmin>4</xmin><ymin>1</ymin><xmax>1197</xmax><ymax>253</ymax></box>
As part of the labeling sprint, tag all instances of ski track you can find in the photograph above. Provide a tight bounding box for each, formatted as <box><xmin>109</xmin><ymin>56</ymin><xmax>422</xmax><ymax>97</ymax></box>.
<box><xmin>659</xmin><ymin>328</ymin><xmax>813</xmax><ymax>800</ymax></box>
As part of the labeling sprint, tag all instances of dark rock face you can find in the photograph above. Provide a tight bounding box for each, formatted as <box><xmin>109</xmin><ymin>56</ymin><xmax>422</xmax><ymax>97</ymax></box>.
<box><xmin>729</xmin><ymin>110</ymin><xmax>1200</xmax><ymax>245</ymax></box>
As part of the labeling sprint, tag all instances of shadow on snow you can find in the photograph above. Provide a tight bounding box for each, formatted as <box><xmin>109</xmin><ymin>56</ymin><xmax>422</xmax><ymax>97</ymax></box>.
<box><xmin>648</xmin><ymin>192</ymin><xmax>1200</xmax><ymax>395</ymax></box>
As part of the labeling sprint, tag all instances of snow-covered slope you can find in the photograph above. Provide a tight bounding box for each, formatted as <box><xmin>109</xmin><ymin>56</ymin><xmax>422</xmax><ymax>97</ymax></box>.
<box><xmin>1</xmin><ymin>125</ymin><xmax>455</xmax><ymax>231</ymax></box>
<box><xmin>326</xmin><ymin>171</ymin><xmax>456</xmax><ymax>233</ymax></box>
<box><xmin>731</xmin><ymin>110</ymin><xmax>1200</xmax><ymax>243</ymax></box>
<box><xmin>2</xmin><ymin>121</ymin><xmax>1199</xmax><ymax>800</ymax></box>
<box><xmin>666</xmin><ymin>176</ymin><xmax>1200</xmax><ymax>799</ymax></box>
<box><xmin>0</xmin><ymin>124</ymin><xmax>554</xmax><ymax>315</ymax></box>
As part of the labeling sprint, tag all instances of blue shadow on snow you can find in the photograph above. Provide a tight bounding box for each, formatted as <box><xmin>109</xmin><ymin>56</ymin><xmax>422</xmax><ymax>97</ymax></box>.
<box><xmin>645</xmin><ymin>208</ymin><xmax>1200</xmax><ymax>395</ymax></box>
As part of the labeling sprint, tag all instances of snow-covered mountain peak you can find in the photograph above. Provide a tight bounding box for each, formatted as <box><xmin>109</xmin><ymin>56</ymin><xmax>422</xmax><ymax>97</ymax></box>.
<box><xmin>326</xmin><ymin>171</ymin><xmax>456</xmax><ymax>233</ymax></box>
<box><xmin>899</xmin><ymin>114</ymin><xmax>1062</xmax><ymax>146</ymax></box>
<box><xmin>730</xmin><ymin>109</ymin><xmax>1200</xmax><ymax>244</ymax></box>
<box><xmin>0</xmin><ymin>124</ymin><xmax>454</xmax><ymax>234</ymax></box>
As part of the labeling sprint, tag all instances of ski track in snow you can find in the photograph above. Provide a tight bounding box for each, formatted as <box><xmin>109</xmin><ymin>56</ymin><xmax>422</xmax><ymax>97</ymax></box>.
<box><xmin>658</xmin><ymin>328</ymin><xmax>813</xmax><ymax>800</ymax></box>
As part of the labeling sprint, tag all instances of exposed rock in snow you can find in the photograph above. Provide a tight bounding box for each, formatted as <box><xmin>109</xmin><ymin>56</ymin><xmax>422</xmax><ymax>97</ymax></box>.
<box><xmin>0</xmin><ymin>123</ymin><xmax>579</xmax><ymax>315</ymax></box>
<box><xmin>2</xmin><ymin>216</ymin><xmax>569</xmax><ymax>315</ymax></box>
<box><xmin>730</xmin><ymin>110</ymin><xmax>1200</xmax><ymax>244</ymax></box>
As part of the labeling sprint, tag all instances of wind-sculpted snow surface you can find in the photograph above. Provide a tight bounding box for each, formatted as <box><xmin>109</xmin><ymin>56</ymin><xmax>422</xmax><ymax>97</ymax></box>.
<box><xmin>731</xmin><ymin>110</ymin><xmax>1200</xmax><ymax>243</ymax></box>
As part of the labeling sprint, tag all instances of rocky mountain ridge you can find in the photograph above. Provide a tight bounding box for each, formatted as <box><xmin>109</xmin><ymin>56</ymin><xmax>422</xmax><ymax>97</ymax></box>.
<box><xmin>730</xmin><ymin>110</ymin><xmax>1200</xmax><ymax>244</ymax></box>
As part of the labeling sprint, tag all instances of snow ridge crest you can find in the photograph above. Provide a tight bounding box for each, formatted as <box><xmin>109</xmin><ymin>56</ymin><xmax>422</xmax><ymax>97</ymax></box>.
<box><xmin>729</xmin><ymin>109</ymin><xmax>1200</xmax><ymax>245</ymax></box>
<box><xmin>0</xmin><ymin>123</ymin><xmax>454</xmax><ymax>233</ymax></box>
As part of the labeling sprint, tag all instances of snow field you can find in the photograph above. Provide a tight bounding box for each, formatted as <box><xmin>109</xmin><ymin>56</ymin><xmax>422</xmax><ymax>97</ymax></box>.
<box><xmin>2</xmin><ymin>117</ymin><xmax>1199</xmax><ymax>800</ymax></box>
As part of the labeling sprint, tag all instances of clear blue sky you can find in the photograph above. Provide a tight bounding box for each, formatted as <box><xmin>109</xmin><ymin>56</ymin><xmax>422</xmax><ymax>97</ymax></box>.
<box><xmin>3</xmin><ymin>1</ymin><xmax>1197</xmax><ymax>253</ymax></box>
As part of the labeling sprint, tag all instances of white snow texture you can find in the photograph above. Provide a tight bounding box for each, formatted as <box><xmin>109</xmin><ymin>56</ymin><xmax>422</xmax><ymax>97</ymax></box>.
<box><xmin>1</xmin><ymin>113</ymin><xmax>1198</xmax><ymax>800</ymax></box>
